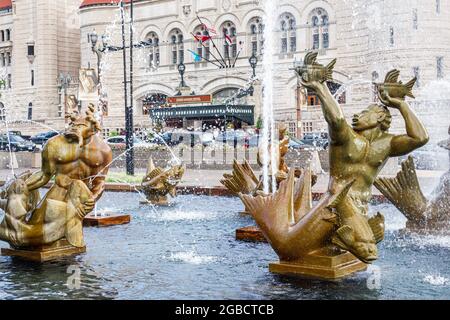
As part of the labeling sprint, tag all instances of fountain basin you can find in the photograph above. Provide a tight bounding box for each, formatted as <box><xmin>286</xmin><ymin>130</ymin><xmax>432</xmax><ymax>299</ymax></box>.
<box><xmin>0</xmin><ymin>193</ymin><xmax>448</xmax><ymax>299</ymax></box>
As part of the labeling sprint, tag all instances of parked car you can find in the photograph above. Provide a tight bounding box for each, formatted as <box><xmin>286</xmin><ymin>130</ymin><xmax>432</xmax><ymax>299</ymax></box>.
<box><xmin>289</xmin><ymin>137</ymin><xmax>316</xmax><ymax>150</ymax></box>
<box><xmin>31</xmin><ymin>131</ymin><xmax>60</xmax><ymax>145</ymax></box>
<box><xmin>148</xmin><ymin>132</ymin><xmax>180</xmax><ymax>146</ymax></box>
<box><xmin>106</xmin><ymin>135</ymin><xmax>155</xmax><ymax>148</ymax></box>
<box><xmin>246</xmin><ymin>135</ymin><xmax>311</xmax><ymax>150</ymax></box>
<box><xmin>301</xmin><ymin>132</ymin><xmax>329</xmax><ymax>149</ymax></box>
<box><xmin>8</xmin><ymin>130</ymin><xmax>31</xmax><ymax>141</ymax></box>
<box><xmin>171</xmin><ymin>131</ymin><xmax>214</xmax><ymax>147</ymax></box>
<box><xmin>0</xmin><ymin>134</ymin><xmax>36</xmax><ymax>152</ymax></box>
<box><xmin>215</xmin><ymin>130</ymin><xmax>249</xmax><ymax>147</ymax></box>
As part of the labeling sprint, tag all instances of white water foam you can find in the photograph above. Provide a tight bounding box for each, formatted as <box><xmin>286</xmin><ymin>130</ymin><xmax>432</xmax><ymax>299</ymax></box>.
<box><xmin>423</xmin><ymin>274</ymin><xmax>449</xmax><ymax>286</ymax></box>
<box><xmin>169</xmin><ymin>251</ymin><xmax>218</xmax><ymax>265</ymax></box>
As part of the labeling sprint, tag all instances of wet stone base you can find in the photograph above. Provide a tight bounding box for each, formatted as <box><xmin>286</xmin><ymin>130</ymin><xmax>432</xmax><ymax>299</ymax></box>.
<box><xmin>83</xmin><ymin>213</ymin><xmax>131</xmax><ymax>227</ymax></box>
<box><xmin>139</xmin><ymin>198</ymin><xmax>170</xmax><ymax>207</ymax></box>
<box><xmin>236</xmin><ymin>226</ymin><xmax>267</xmax><ymax>243</ymax></box>
<box><xmin>1</xmin><ymin>239</ymin><xmax>86</xmax><ymax>262</ymax></box>
<box><xmin>269</xmin><ymin>248</ymin><xmax>367</xmax><ymax>281</ymax></box>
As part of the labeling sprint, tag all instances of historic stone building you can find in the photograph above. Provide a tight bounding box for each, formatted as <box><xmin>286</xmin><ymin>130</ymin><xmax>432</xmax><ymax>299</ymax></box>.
<box><xmin>0</xmin><ymin>0</ymin><xmax>449</xmax><ymax>142</ymax></box>
<box><xmin>78</xmin><ymin>0</ymin><xmax>450</xmax><ymax>141</ymax></box>
<box><xmin>0</xmin><ymin>0</ymin><xmax>81</xmax><ymax>134</ymax></box>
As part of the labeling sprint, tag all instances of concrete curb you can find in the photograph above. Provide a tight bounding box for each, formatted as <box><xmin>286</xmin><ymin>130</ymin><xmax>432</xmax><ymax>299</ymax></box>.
<box><xmin>0</xmin><ymin>181</ymin><xmax>389</xmax><ymax>203</ymax></box>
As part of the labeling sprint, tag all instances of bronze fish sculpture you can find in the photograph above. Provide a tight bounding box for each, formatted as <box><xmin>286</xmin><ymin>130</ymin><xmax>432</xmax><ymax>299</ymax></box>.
<box><xmin>376</xmin><ymin>69</ymin><xmax>416</xmax><ymax>100</ymax></box>
<box><xmin>295</xmin><ymin>51</ymin><xmax>336</xmax><ymax>83</ymax></box>
<box><xmin>332</xmin><ymin>205</ymin><xmax>385</xmax><ymax>264</ymax></box>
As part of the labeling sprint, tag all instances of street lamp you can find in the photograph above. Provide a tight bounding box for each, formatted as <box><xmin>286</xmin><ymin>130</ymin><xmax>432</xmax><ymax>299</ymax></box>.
<box><xmin>58</xmin><ymin>72</ymin><xmax>72</xmax><ymax>121</ymax></box>
<box><xmin>249</xmin><ymin>54</ymin><xmax>258</xmax><ymax>77</ymax></box>
<box><xmin>178</xmin><ymin>62</ymin><xmax>186</xmax><ymax>88</ymax></box>
<box><xmin>90</xmin><ymin>30</ymin><xmax>103</xmax><ymax>85</ymax></box>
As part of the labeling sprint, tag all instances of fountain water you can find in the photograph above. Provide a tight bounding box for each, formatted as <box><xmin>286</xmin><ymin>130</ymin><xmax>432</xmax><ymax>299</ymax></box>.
<box><xmin>261</xmin><ymin>0</ymin><xmax>278</xmax><ymax>194</ymax></box>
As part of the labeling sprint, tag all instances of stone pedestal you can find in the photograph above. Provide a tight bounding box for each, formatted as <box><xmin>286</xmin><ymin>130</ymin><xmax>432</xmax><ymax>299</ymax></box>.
<box><xmin>83</xmin><ymin>213</ymin><xmax>131</xmax><ymax>227</ymax></box>
<box><xmin>139</xmin><ymin>196</ymin><xmax>170</xmax><ymax>206</ymax></box>
<box><xmin>236</xmin><ymin>226</ymin><xmax>267</xmax><ymax>242</ymax></box>
<box><xmin>269</xmin><ymin>247</ymin><xmax>367</xmax><ymax>280</ymax></box>
<box><xmin>1</xmin><ymin>239</ymin><xmax>86</xmax><ymax>262</ymax></box>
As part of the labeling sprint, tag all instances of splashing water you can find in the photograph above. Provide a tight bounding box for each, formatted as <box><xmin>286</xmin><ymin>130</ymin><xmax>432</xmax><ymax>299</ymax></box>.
<box><xmin>169</xmin><ymin>251</ymin><xmax>218</xmax><ymax>265</ymax></box>
<box><xmin>423</xmin><ymin>274</ymin><xmax>449</xmax><ymax>286</ymax></box>
<box><xmin>261</xmin><ymin>0</ymin><xmax>277</xmax><ymax>194</ymax></box>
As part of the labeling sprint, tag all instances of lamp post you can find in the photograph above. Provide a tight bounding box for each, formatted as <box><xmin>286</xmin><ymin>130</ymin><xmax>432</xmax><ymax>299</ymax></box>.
<box><xmin>58</xmin><ymin>72</ymin><xmax>72</xmax><ymax>122</ymax></box>
<box><xmin>89</xmin><ymin>30</ymin><xmax>107</xmax><ymax>86</ymax></box>
<box><xmin>89</xmin><ymin>0</ymin><xmax>153</xmax><ymax>175</ymax></box>
<box><xmin>249</xmin><ymin>54</ymin><xmax>258</xmax><ymax>78</ymax></box>
<box><xmin>178</xmin><ymin>62</ymin><xmax>186</xmax><ymax>88</ymax></box>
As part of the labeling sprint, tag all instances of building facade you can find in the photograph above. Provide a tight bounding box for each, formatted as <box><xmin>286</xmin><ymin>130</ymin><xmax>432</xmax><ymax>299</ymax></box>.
<box><xmin>79</xmin><ymin>0</ymin><xmax>450</xmax><ymax>141</ymax></box>
<box><xmin>0</xmin><ymin>0</ymin><xmax>81</xmax><ymax>134</ymax></box>
<box><xmin>0</xmin><ymin>0</ymin><xmax>448</xmax><ymax>142</ymax></box>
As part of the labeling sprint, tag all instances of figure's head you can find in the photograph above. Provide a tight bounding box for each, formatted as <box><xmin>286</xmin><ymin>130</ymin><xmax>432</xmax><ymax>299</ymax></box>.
<box><xmin>64</xmin><ymin>104</ymin><xmax>101</xmax><ymax>146</ymax></box>
<box><xmin>352</xmin><ymin>104</ymin><xmax>392</xmax><ymax>132</ymax></box>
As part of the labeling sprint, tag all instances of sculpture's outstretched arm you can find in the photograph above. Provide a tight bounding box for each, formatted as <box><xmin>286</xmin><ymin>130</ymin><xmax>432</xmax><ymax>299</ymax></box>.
<box><xmin>90</xmin><ymin>149</ymin><xmax>112</xmax><ymax>202</ymax></box>
<box><xmin>379</xmin><ymin>94</ymin><xmax>429</xmax><ymax>156</ymax></box>
<box><xmin>301</xmin><ymin>80</ymin><xmax>350</xmax><ymax>145</ymax></box>
<box><xmin>26</xmin><ymin>146</ymin><xmax>55</xmax><ymax>191</ymax></box>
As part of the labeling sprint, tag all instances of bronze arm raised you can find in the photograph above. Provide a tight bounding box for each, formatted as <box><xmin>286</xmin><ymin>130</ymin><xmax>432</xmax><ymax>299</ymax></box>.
<box><xmin>26</xmin><ymin>147</ymin><xmax>55</xmax><ymax>191</ymax></box>
<box><xmin>302</xmin><ymin>81</ymin><xmax>350</xmax><ymax>145</ymax></box>
<box><xmin>379</xmin><ymin>94</ymin><xmax>429</xmax><ymax>156</ymax></box>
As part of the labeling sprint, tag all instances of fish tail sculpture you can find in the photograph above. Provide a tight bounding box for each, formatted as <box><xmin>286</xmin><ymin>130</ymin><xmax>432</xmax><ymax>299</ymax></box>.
<box><xmin>374</xmin><ymin>156</ymin><xmax>428</xmax><ymax>227</ymax></box>
<box><xmin>239</xmin><ymin>169</ymin><xmax>354</xmax><ymax>262</ymax></box>
<box><xmin>141</xmin><ymin>157</ymin><xmax>185</xmax><ymax>204</ymax></box>
<box><xmin>403</xmin><ymin>78</ymin><xmax>417</xmax><ymax>99</ymax></box>
<box><xmin>220</xmin><ymin>160</ymin><xmax>259</xmax><ymax>195</ymax></box>
<box><xmin>323</xmin><ymin>59</ymin><xmax>337</xmax><ymax>82</ymax></box>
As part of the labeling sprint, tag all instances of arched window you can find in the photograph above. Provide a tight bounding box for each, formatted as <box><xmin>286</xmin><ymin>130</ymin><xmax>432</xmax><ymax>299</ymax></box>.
<box><xmin>169</xmin><ymin>29</ymin><xmax>184</xmax><ymax>65</ymax></box>
<box><xmin>193</xmin><ymin>25</ymin><xmax>210</xmax><ymax>62</ymax></box>
<box><xmin>0</xmin><ymin>102</ymin><xmax>5</xmax><ymax>121</ymax></box>
<box><xmin>221</xmin><ymin>21</ymin><xmax>237</xmax><ymax>60</ymax></box>
<box><xmin>213</xmin><ymin>87</ymin><xmax>247</xmax><ymax>105</ymax></box>
<box><xmin>0</xmin><ymin>31</ymin><xmax>4</xmax><ymax>42</ymax></box>
<box><xmin>6</xmin><ymin>29</ymin><xmax>10</xmax><ymax>41</ymax></box>
<box><xmin>146</xmin><ymin>32</ymin><xmax>160</xmax><ymax>68</ymax></box>
<box><xmin>27</xmin><ymin>103</ymin><xmax>32</xmax><ymax>120</ymax></box>
<box><xmin>142</xmin><ymin>93</ymin><xmax>167</xmax><ymax>115</ymax></box>
<box><xmin>279</xmin><ymin>13</ymin><xmax>296</xmax><ymax>54</ymax></box>
<box><xmin>248</xmin><ymin>17</ymin><xmax>264</xmax><ymax>56</ymax></box>
<box><xmin>309</xmin><ymin>8</ymin><xmax>330</xmax><ymax>50</ymax></box>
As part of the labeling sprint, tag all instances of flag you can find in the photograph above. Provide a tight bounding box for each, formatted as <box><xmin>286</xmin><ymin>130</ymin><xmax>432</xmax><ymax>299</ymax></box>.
<box><xmin>201</xmin><ymin>24</ymin><xmax>217</xmax><ymax>35</ymax></box>
<box><xmin>188</xmin><ymin>50</ymin><xmax>202</xmax><ymax>62</ymax></box>
<box><xmin>224</xmin><ymin>34</ymin><xmax>233</xmax><ymax>45</ymax></box>
<box><xmin>194</xmin><ymin>34</ymin><xmax>211</xmax><ymax>42</ymax></box>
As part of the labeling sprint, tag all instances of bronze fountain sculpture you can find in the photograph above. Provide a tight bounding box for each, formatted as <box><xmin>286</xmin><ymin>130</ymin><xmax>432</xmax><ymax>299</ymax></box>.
<box><xmin>0</xmin><ymin>104</ymin><xmax>112</xmax><ymax>261</ymax></box>
<box><xmin>140</xmin><ymin>158</ymin><xmax>185</xmax><ymax>206</ymax></box>
<box><xmin>221</xmin><ymin>125</ymin><xmax>304</xmax><ymax>206</ymax></box>
<box><xmin>375</xmin><ymin>125</ymin><xmax>449</xmax><ymax>233</ymax></box>
<box><xmin>240</xmin><ymin>52</ymin><xmax>429</xmax><ymax>279</ymax></box>
<box><xmin>221</xmin><ymin>125</ymin><xmax>311</xmax><ymax>242</ymax></box>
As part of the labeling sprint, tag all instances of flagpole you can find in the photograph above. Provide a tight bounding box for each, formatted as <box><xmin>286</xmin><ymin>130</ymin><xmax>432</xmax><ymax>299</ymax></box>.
<box><xmin>196</xmin><ymin>15</ymin><xmax>228</xmax><ymax>68</ymax></box>
<box><xmin>191</xmin><ymin>32</ymin><xmax>225</xmax><ymax>68</ymax></box>
<box><xmin>231</xmin><ymin>47</ymin><xmax>242</xmax><ymax>68</ymax></box>
<box><xmin>188</xmin><ymin>49</ymin><xmax>222</xmax><ymax>68</ymax></box>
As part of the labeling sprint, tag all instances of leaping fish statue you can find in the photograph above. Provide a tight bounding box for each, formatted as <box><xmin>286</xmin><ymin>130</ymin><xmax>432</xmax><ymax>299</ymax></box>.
<box><xmin>376</xmin><ymin>69</ymin><xmax>416</xmax><ymax>100</ymax></box>
<box><xmin>295</xmin><ymin>51</ymin><xmax>336</xmax><ymax>83</ymax></box>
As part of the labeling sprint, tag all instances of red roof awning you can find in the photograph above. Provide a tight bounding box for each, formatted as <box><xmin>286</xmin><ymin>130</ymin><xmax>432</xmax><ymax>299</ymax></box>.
<box><xmin>80</xmin><ymin>0</ymin><xmax>131</xmax><ymax>8</ymax></box>
<box><xmin>0</xmin><ymin>0</ymin><xmax>12</xmax><ymax>10</ymax></box>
